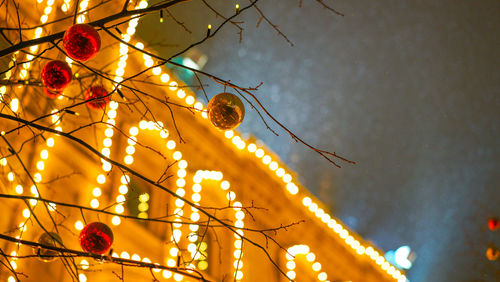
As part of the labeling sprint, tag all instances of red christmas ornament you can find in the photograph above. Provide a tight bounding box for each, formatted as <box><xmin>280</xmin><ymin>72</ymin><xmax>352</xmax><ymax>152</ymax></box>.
<box><xmin>63</xmin><ymin>24</ymin><xmax>101</xmax><ymax>61</ymax></box>
<box><xmin>43</xmin><ymin>87</ymin><xmax>62</xmax><ymax>99</ymax></box>
<box><xmin>488</xmin><ymin>217</ymin><xmax>499</xmax><ymax>231</ymax></box>
<box><xmin>41</xmin><ymin>60</ymin><xmax>72</xmax><ymax>91</ymax></box>
<box><xmin>85</xmin><ymin>86</ymin><xmax>110</xmax><ymax>109</ymax></box>
<box><xmin>79</xmin><ymin>222</ymin><xmax>114</xmax><ymax>254</ymax></box>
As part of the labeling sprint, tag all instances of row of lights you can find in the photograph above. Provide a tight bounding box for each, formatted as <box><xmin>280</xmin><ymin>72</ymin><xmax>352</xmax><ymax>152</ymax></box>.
<box><xmin>6</xmin><ymin>1</ymin><xmax>59</xmax><ymax>281</ymax></box>
<box><xmin>285</xmin><ymin>245</ymin><xmax>328</xmax><ymax>281</ymax></box>
<box><xmin>142</xmin><ymin>49</ymin><xmax>404</xmax><ymax>281</ymax></box>
<box><xmin>191</xmin><ymin>170</ymin><xmax>245</xmax><ymax>280</ymax></box>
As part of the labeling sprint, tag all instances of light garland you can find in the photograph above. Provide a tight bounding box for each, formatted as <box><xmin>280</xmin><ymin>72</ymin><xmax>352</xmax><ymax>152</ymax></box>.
<box><xmin>190</xmin><ymin>170</ymin><xmax>245</xmax><ymax>280</ymax></box>
<box><xmin>2</xmin><ymin>0</ymin><xmax>405</xmax><ymax>281</ymax></box>
<box><xmin>285</xmin><ymin>245</ymin><xmax>328</xmax><ymax>281</ymax></box>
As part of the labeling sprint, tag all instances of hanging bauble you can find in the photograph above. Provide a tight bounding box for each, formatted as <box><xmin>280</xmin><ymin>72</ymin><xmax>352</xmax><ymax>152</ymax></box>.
<box><xmin>43</xmin><ymin>87</ymin><xmax>62</xmax><ymax>99</ymax></box>
<box><xmin>63</xmin><ymin>24</ymin><xmax>101</xmax><ymax>61</ymax></box>
<box><xmin>79</xmin><ymin>222</ymin><xmax>114</xmax><ymax>254</ymax></box>
<box><xmin>85</xmin><ymin>86</ymin><xmax>110</xmax><ymax>109</ymax></box>
<box><xmin>488</xmin><ymin>217</ymin><xmax>499</xmax><ymax>231</ymax></box>
<box><xmin>34</xmin><ymin>232</ymin><xmax>63</xmax><ymax>262</ymax></box>
<box><xmin>486</xmin><ymin>247</ymin><xmax>499</xmax><ymax>261</ymax></box>
<box><xmin>207</xmin><ymin>92</ymin><xmax>245</xmax><ymax>130</ymax></box>
<box><xmin>41</xmin><ymin>60</ymin><xmax>72</xmax><ymax>91</ymax></box>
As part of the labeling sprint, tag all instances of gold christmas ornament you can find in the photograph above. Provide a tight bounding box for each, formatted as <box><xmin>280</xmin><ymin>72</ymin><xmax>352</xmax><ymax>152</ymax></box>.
<box><xmin>34</xmin><ymin>232</ymin><xmax>63</xmax><ymax>262</ymax></box>
<box><xmin>486</xmin><ymin>247</ymin><xmax>499</xmax><ymax>261</ymax></box>
<box><xmin>207</xmin><ymin>92</ymin><xmax>245</xmax><ymax>130</ymax></box>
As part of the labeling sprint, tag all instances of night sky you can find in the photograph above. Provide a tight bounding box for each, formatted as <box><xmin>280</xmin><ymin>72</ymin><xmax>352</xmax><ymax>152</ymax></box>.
<box><xmin>140</xmin><ymin>1</ymin><xmax>500</xmax><ymax>280</ymax></box>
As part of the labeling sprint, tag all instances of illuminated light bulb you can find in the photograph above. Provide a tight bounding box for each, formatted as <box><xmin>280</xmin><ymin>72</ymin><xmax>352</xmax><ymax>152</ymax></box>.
<box><xmin>235</xmin><ymin>270</ymin><xmax>243</xmax><ymax>280</ymax></box>
<box><xmin>168</xmin><ymin>81</ymin><xmax>178</xmax><ymax>91</ymax></box>
<box><xmin>173</xmin><ymin>151</ymin><xmax>182</xmax><ymax>160</ymax></box>
<box><xmin>172</xmin><ymin>229</ymin><xmax>182</xmax><ymax>242</ymax></box>
<box><xmin>235</xmin><ymin>220</ymin><xmax>244</xmax><ymax>228</ymax></box>
<box><xmin>286</xmin><ymin>260</ymin><xmax>295</xmax><ymax>269</ymax></box>
<box><xmin>103</xmin><ymin>138</ymin><xmax>113</xmax><ymax>147</ymax></box>
<box><xmin>233</xmin><ymin>201</ymin><xmax>242</xmax><ymax>210</ymax></box>
<box><xmin>225</xmin><ymin>130</ymin><xmax>234</xmax><ymax>139</ymax></box>
<box><xmin>160</xmin><ymin>73</ymin><xmax>170</xmax><ymax>83</ymax></box>
<box><xmin>120</xmin><ymin>252</ymin><xmax>130</xmax><ymax>259</ymax></box>
<box><xmin>312</xmin><ymin>262</ymin><xmax>322</xmax><ymax>272</ymax></box>
<box><xmin>170</xmin><ymin>247</ymin><xmax>179</xmax><ymax>257</ymax></box>
<box><xmin>107</xmin><ymin>110</ymin><xmax>117</xmax><ymax>119</ymax></box>
<box><xmin>166</xmin><ymin>258</ymin><xmax>176</xmax><ymax>267</ymax></box>
<box><xmin>283</xmin><ymin>174</ymin><xmax>292</xmax><ymax>183</ymax></box>
<box><xmin>7</xmin><ymin>172</ymin><xmax>14</xmax><ymax>181</ymax></box>
<box><xmin>139</xmin><ymin>193</ymin><xmax>150</xmax><ymax>202</ymax></box>
<box><xmin>233</xmin><ymin>249</ymin><xmax>242</xmax><ymax>259</ymax></box>
<box><xmin>262</xmin><ymin>155</ymin><xmax>271</xmax><ymax>164</ymax></box>
<box><xmin>115</xmin><ymin>68</ymin><xmax>125</xmax><ymax>77</ymax></box>
<box><xmin>46</xmin><ymin>137</ymin><xmax>55</xmax><ymax>147</ymax></box>
<box><xmin>340</xmin><ymin>229</ymin><xmax>348</xmax><ymax>239</ymax></box>
<box><xmin>15</xmin><ymin>185</ymin><xmax>23</xmax><ymax>194</ymax></box>
<box><xmin>107</xmin><ymin>119</ymin><xmax>116</xmax><ymax>127</ymax></box>
<box><xmin>104</xmin><ymin>128</ymin><xmax>114</xmax><ymax>138</ymax></box>
<box><xmin>152</xmin><ymin>67</ymin><xmax>161</xmax><ymax>75</ymax></box>
<box><xmin>10</xmin><ymin>98</ymin><xmax>19</xmax><ymax>112</ymax></box>
<box><xmin>276</xmin><ymin>168</ymin><xmax>285</xmax><ymax>177</ymax></box>
<box><xmin>102</xmin><ymin>162</ymin><xmax>112</xmax><ymax>171</ymax></box>
<box><xmin>119</xmin><ymin>185</ymin><xmax>128</xmax><ymax>194</ymax></box>
<box><xmin>97</xmin><ymin>174</ymin><xmax>106</xmax><ymax>184</ymax></box>
<box><xmin>194</xmin><ymin>102</ymin><xmax>203</xmax><ymax>111</ymax></box>
<box><xmin>0</xmin><ymin>158</ymin><xmax>6</xmax><ymax>166</ymax></box>
<box><xmin>221</xmin><ymin>180</ymin><xmax>230</xmax><ymax>190</ymax></box>
<box><xmin>226</xmin><ymin>191</ymin><xmax>236</xmax><ymax>201</ymax></box>
<box><xmin>318</xmin><ymin>272</ymin><xmax>328</xmax><ymax>281</ymax></box>
<box><xmin>175</xmin><ymin>198</ymin><xmax>185</xmax><ymax>207</ymax></box>
<box><xmin>235</xmin><ymin>211</ymin><xmax>245</xmax><ymax>220</ymax></box>
<box><xmin>80</xmin><ymin>259</ymin><xmax>89</xmax><ymax>270</ymax></box>
<box><xmin>22</xmin><ymin>208</ymin><xmax>30</xmax><ymax>218</ymax></box>
<box><xmin>234</xmin><ymin>260</ymin><xmax>243</xmax><ymax>269</ymax></box>
<box><xmin>131</xmin><ymin>254</ymin><xmax>141</xmax><ymax>261</ymax></box>
<box><xmin>173</xmin><ymin>273</ymin><xmax>183</xmax><ymax>281</ymax></box>
<box><xmin>162</xmin><ymin>270</ymin><xmax>172</xmax><ymax>279</ymax></box>
<box><xmin>176</xmin><ymin>188</ymin><xmax>186</xmax><ymax>197</ymax></box>
<box><xmin>112</xmin><ymin>216</ymin><xmax>121</xmax><ymax>225</ymax></box>
<box><xmin>90</xmin><ymin>199</ymin><xmax>99</xmax><ymax>208</ymax></box>
<box><xmin>124</xmin><ymin>155</ymin><xmax>134</xmax><ymax>164</ymax></box>
<box><xmin>78</xmin><ymin>274</ymin><xmax>87</xmax><ymax>282</ymax></box>
<box><xmin>138</xmin><ymin>0</ymin><xmax>148</xmax><ymax>9</ymax></box>
<box><xmin>308</xmin><ymin>203</ymin><xmax>318</xmax><ymax>212</ymax></box>
<box><xmin>376</xmin><ymin>256</ymin><xmax>384</xmax><ymax>265</ymax></box>
<box><xmin>315</xmin><ymin>208</ymin><xmax>325</xmax><ymax>218</ymax></box>
<box><xmin>116</xmin><ymin>195</ymin><xmax>126</xmax><ymax>203</ymax></box>
<box><xmin>75</xmin><ymin>221</ymin><xmax>84</xmax><ymax>230</ymax></box>
<box><xmin>286</xmin><ymin>183</ymin><xmax>299</xmax><ymax>194</ymax></box>
<box><xmin>382</xmin><ymin>261</ymin><xmax>389</xmax><ymax>270</ymax></box>
<box><xmin>166</xmin><ymin>140</ymin><xmax>176</xmax><ymax>150</ymax></box>
<box><xmin>115</xmin><ymin>205</ymin><xmax>124</xmax><ymax>214</ymax></box>
<box><xmin>126</xmin><ymin>27</ymin><xmax>136</xmax><ymax>35</ymax></box>
<box><xmin>192</xmin><ymin>193</ymin><xmax>201</xmax><ymax>202</ymax></box>
<box><xmin>177</xmin><ymin>169</ymin><xmax>187</xmax><ymax>178</ymax></box>
<box><xmin>186</xmin><ymin>96</ymin><xmax>195</xmax><ymax>105</ymax></box>
<box><xmin>177</xmin><ymin>89</ymin><xmax>186</xmax><ymax>98</ymax></box>
<box><xmin>192</xmin><ymin>184</ymin><xmax>202</xmax><ymax>193</ymax></box>
<box><xmin>125</xmin><ymin>145</ymin><xmax>135</xmax><ymax>155</ymax></box>
<box><xmin>34</xmin><ymin>173</ymin><xmax>42</xmax><ymax>182</ymax></box>
<box><xmin>306</xmin><ymin>252</ymin><xmax>316</xmax><ymax>262</ymax></box>
<box><xmin>286</xmin><ymin>271</ymin><xmax>296</xmax><ymax>280</ymax></box>
<box><xmin>357</xmin><ymin>245</ymin><xmax>366</xmax><ymax>255</ymax></box>
<box><xmin>127</xmin><ymin>136</ymin><xmax>137</xmax><ymax>145</ymax></box>
<box><xmin>188</xmin><ymin>234</ymin><xmax>198</xmax><ymax>242</ymax></box>
<box><xmin>101</xmin><ymin>148</ymin><xmax>111</xmax><ymax>157</ymax></box>
<box><xmin>121</xmin><ymin>175</ymin><xmax>130</xmax><ymax>184</ymax></box>
<box><xmin>255</xmin><ymin>149</ymin><xmax>265</xmax><ymax>158</ymax></box>
<box><xmin>138</xmin><ymin>202</ymin><xmax>149</xmax><ymax>212</ymax></box>
<box><xmin>234</xmin><ymin>239</ymin><xmax>243</xmax><ymax>249</ymax></box>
